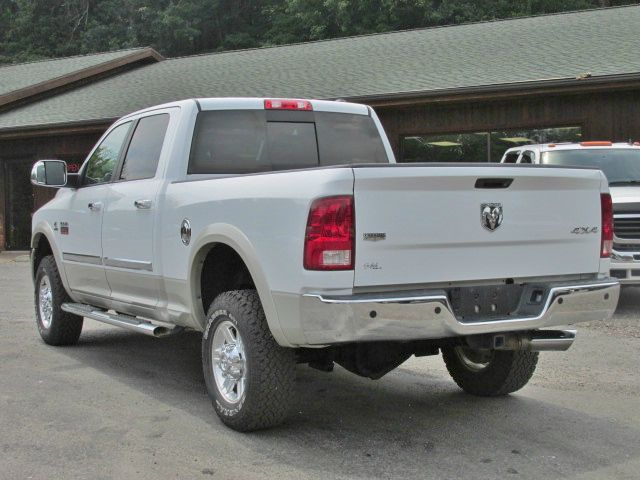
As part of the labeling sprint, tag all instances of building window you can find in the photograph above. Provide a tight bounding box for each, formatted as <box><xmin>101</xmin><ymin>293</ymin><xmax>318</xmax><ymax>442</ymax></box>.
<box><xmin>401</xmin><ymin>126</ymin><xmax>582</xmax><ymax>163</ymax></box>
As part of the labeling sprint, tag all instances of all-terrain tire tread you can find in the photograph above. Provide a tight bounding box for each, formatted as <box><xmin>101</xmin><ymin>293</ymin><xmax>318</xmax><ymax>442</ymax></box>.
<box><xmin>203</xmin><ymin>289</ymin><xmax>295</xmax><ymax>431</ymax></box>
<box><xmin>442</xmin><ymin>347</ymin><xmax>538</xmax><ymax>396</ymax></box>
<box><xmin>35</xmin><ymin>255</ymin><xmax>83</xmax><ymax>346</ymax></box>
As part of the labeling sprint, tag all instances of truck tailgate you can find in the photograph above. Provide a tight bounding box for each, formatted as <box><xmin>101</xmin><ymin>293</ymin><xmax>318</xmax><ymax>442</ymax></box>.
<box><xmin>353</xmin><ymin>165</ymin><xmax>604</xmax><ymax>287</ymax></box>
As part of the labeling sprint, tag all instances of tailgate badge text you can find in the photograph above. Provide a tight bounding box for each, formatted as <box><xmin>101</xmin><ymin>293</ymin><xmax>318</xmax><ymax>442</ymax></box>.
<box><xmin>363</xmin><ymin>233</ymin><xmax>386</xmax><ymax>241</ymax></box>
<box><xmin>571</xmin><ymin>226</ymin><xmax>598</xmax><ymax>234</ymax></box>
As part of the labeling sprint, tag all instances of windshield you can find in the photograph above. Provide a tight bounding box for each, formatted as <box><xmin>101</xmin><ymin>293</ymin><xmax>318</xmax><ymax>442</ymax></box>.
<box><xmin>541</xmin><ymin>149</ymin><xmax>640</xmax><ymax>184</ymax></box>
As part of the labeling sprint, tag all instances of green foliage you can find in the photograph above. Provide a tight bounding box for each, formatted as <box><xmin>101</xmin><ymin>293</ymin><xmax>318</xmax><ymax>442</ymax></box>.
<box><xmin>0</xmin><ymin>0</ymin><xmax>637</xmax><ymax>64</ymax></box>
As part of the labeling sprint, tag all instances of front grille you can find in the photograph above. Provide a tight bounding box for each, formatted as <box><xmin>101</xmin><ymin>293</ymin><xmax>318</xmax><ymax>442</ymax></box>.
<box><xmin>614</xmin><ymin>215</ymin><xmax>640</xmax><ymax>239</ymax></box>
<box><xmin>610</xmin><ymin>269</ymin><xmax>627</xmax><ymax>279</ymax></box>
<box><xmin>612</xmin><ymin>243</ymin><xmax>640</xmax><ymax>252</ymax></box>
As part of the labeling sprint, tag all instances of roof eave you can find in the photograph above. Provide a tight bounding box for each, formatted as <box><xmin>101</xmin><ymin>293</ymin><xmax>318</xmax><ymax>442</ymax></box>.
<box><xmin>340</xmin><ymin>73</ymin><xmax>640</xmax><ymax>107</ymax></box>
<box><xmin>1</xmin><ymin>72</ymin><xmax>640</xmax><ymax>138</ymax></box>
<box><xmin>0</xmin><ymin>47</ymin><xmax>164</xmax><ymax>112</ymax></box>
<box><xmin>0</xmin><ymin>118</ymin><xmax>116</xmax><ymax>139</ymax></box>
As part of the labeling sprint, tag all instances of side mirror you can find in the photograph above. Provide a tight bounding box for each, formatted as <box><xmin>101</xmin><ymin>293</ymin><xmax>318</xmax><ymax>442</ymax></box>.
<box><xmin>30</xmin><ymin>160</ymin><xmax>69</xmax><ymax>188</ymax></box>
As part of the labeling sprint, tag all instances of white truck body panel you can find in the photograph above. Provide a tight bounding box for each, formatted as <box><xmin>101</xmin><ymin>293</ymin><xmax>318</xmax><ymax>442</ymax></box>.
<box><xmin>353</xmin><ymin>165</ymin><xmax>603</xmax><ymax>286</ymax></box>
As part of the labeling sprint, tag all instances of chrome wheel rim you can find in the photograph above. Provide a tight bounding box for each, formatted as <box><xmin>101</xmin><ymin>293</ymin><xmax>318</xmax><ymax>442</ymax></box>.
<box><xmin>455</xmin><ymin>346</ymin><xmax>493</xmax><ymax>372</ymax></box>
<box><xmin>38</xmin><ymin>275</ymin><xmax>53</xmax><ymax>329</ymax></box>
<box><xmin>211</xmin><ymin>320</ymin><xmax>246</xmax><ymax>404</ymax></box>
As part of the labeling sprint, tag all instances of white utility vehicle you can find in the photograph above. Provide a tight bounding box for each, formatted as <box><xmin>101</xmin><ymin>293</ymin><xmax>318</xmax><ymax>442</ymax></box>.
<box><xmin>31</xmin><ymin>98</ymin><xmax>619</xmax><ymax>431</ymax></box>
<box><xmin>501</xmin><ymin>141</ymin><xmax>640</xmax><ymax>284</ymax></box>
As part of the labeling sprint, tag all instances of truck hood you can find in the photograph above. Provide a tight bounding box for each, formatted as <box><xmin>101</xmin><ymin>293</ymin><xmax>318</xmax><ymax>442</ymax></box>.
<box><xmin>610</xmin><ymin>185</ymin><xmax>640</xmax><ymax>213</ymax></box>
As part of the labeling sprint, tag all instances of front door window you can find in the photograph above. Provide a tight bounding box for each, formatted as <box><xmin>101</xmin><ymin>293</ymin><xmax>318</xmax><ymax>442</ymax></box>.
<box><xmin>82</xmin><ymin>122</ymin><xmax>132</xmax><ymax>186</ymax></box>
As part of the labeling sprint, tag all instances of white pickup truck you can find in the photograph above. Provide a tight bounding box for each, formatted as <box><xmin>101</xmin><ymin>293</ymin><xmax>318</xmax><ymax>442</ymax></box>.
<box><xmin>31</xmin><ymin>98</ymin><xmax>619</xmax><ymax>431</ymax></box>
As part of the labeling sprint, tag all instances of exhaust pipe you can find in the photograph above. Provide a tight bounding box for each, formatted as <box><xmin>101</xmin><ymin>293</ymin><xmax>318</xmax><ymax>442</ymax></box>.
<box><xmin>467</xmin><ymin>330</ymin><xmax>576</xmax><ymax>352</ymax></box>
<box><xmin>493</xmin><ymin>330</ymin><xmax>576</xmax><ymax>352</ymax></box>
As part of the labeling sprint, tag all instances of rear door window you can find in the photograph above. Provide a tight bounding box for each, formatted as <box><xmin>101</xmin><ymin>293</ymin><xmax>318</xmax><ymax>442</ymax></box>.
<box><xmin>119</xmin><ymin>114</ymin><xmax>170</xmax><ymax>181</ymax></box>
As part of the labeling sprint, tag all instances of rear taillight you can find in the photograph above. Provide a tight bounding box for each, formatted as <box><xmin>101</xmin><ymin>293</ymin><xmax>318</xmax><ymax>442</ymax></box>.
<box><xmin>304</xmin><ymin>196</ymin><xmax>354</xmax><ymax>270</ymax></box>
<box><xmin>601</xmin><ymin>193</ymin><xmax>613</xmax><ymax>258</ymax></box>
<box><xmin>264</xmin><ymin>99</ymin><xmax>313</xmax><ymax>111</ymax></box>
<box><xmin>581</xmin><ymin>141</ymin><xmax>613</xmax><ymax>147</ymax></box>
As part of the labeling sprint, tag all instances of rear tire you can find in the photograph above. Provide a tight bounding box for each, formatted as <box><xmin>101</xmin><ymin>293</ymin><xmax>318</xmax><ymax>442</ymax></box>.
<box><xmin>442</xmin><ymin>346</ymin><xmax>538</xmax><ymax>396</ymax></box>
<box><xmin>202</xmin><ymin>289</ymin><xmax>296</xmax><ymax>431</ymax></box>
<box><xmin>34</xmin><ymin>255</ymin><xmax>83</xmax><ymax>346</ymax></box>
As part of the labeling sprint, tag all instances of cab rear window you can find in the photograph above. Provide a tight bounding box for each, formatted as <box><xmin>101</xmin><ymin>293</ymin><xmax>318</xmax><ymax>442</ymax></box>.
<box><xmin>188</xmin><ymin>110</ymin><xmax>387</xmax><ymax>174</ymax></box>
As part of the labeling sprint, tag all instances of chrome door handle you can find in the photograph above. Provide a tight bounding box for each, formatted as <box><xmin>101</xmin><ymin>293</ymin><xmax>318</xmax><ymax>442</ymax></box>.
<box><xmin>88</xmin><ymin>201</ymin><xmax>102</xmax><ymax>212</ymax></box>
<box><xmin>134</xmin><ymin>199</ymin><xmax>152</xmax><ymax>209</ymax></box>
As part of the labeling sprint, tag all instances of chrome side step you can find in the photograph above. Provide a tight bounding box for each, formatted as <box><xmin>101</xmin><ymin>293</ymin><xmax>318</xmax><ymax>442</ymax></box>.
<box><xmin>61</xmin><ymin>303</ymin><xmax>180</xmax><ymax>337</ymax></box>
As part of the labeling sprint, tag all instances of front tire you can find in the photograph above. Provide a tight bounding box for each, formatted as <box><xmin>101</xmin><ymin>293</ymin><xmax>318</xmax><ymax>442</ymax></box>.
<box><xmin>442</xmin><ymin>345</ymin><xmax>538</xmax><ymax>396</ymax></box>
<box><xmin>34</xmin><ymin>255</ymin><xmax>83</xmax><ymax>346</ymax></box>
<box><xmin>202</xmin><ymin>290</ymin><xmax>296</xmax><ymax>431</ymax></box>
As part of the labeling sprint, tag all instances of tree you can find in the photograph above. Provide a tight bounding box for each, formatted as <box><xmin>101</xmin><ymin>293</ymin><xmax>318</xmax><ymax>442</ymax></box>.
<box><xmin>0</xmin><ymin>0</ymin><xmax>637</xmax><ymax>65</ymax></box>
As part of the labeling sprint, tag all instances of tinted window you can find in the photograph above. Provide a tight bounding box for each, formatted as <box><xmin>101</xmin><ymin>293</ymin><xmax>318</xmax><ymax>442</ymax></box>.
<box><xmin>120</xmin><ymin>114</ymin><xmax>170</xmax><ymax>181</ymax></box>
<box><xmin>542</xmin><ymin>149</ymin><xmax>640</xmax><ymax>184</ymax></box>
<box><xmin>520</xmin><ymin>151</ymin><xmax>534</xmax><ymax>164</ymax></box>
<box><xmin>189</xmin><ymin>110</ymin><xmax>387</xmax><ymax>174</ymax></box>
<box><xmin>189</xmin><ymin>111</ymin><xmax>266</xmax><ymax>174</ymax></box>
<box><xmin>502</xmin><ymin>152</ymin><xmax>520</xmax><ymax>163</ymax></box>
<box><xmin>315</xmin><ymin>112</ymin><xmax>387</xmax><ymax>165</ymax></box>
<box><xmin>83</xmin><ymin>122</ymin><xmax>131</xmax><ymax>185</ymax></box>
<box><xmin>266</xmin><ymin>122</ymin><xmax>318</xmax><ymax>170</ymax></box>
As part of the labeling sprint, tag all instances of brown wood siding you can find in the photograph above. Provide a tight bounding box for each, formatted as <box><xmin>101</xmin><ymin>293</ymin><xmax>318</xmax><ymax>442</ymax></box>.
<box><xmin>376</xmin><ymin>90</ymin><xmax>640</xmax><ymax>159</ymax></box>
<box><xmin>0</xmin><ymin>159</ymin><xmax>5</xmax><ymax>249</ymax></box>
<box><xmin>0</xmin><ymin>130</ymin><xmax>105</xmax><ymax>250</ymax></box>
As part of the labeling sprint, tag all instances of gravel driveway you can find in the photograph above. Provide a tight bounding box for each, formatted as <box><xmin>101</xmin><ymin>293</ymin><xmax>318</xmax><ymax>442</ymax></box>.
<box><xmin>1</xmin><ymin>258</ymin><xmax>639</xmax><ymax>480</ymax></box>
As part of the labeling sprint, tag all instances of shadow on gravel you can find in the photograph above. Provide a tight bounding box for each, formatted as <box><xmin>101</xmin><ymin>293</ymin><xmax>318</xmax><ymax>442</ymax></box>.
<box><xmin>614</xmin><ymin>285</ymin><xmax>640</xmax><ymax>314</ymax></box>
<box><xmin>54</xmin><ymin>326</ymin><xmax>640</xmax><ymax>479</ymax></box>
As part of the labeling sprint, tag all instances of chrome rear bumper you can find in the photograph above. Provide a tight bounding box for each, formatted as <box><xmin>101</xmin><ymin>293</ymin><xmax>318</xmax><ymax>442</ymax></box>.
<box><xmin>300</xmin><ymin>279</ymin><xmax>619</xmax><ymax>345</ymax></box>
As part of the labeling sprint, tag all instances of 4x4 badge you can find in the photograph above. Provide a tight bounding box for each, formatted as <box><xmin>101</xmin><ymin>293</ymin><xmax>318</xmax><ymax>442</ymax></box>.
<box><xmin>481</xmin><ymin>203</ymin><xmax>503</xmax><ymax>231</ymax></box>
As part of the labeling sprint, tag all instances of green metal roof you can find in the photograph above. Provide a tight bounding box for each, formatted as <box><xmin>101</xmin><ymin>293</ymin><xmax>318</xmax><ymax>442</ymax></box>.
<box><xmin>0</xmin><ymin>48</ymin><xmax>151</xmax><ymax>97</ymax></box>
<box><xmin>1</xmin><ymin>5</ymin><xmax>639</xmax><ymax>131</ymax></box>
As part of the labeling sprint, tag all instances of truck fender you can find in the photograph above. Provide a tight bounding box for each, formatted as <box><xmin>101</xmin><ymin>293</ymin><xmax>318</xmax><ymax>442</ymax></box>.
<box><xmin>31</xmin><ymin>222</ymin><xmax>70</xmax><ymax>291</ymax></box>
<box><xmin>188</xmin><ymin>223</ymin><xmax>291</xmax><ymax>347</ymax></box>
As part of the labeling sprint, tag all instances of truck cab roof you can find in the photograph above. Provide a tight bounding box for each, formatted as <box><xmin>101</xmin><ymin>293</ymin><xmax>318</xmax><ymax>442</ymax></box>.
<box><xmin>504</xmin><ymin>141</ymin><xmax>640</xmax><ymax>155</ymax></box>
<box><xmin>501</xmin><ymin>141</ymin><xmax>640</xmax><ymax>164</ymax></box>
<box><xmin>120</xmin><ymin>97</ymin><xmax>370</xmax><ymax>122</ymax></box>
